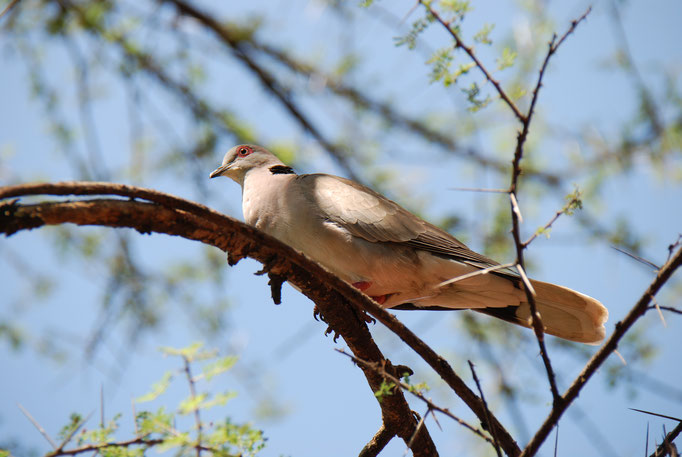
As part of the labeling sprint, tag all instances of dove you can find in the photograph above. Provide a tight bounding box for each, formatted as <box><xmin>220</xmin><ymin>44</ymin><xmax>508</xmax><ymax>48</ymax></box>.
<box><xmin>210</xmin><ymin>144</ymin><xmax>608</xmax><ymax>344</ymax></box>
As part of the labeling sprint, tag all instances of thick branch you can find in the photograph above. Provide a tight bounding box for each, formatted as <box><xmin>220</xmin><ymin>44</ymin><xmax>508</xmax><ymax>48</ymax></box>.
<box><xmin>0</xmin><ymin>182</ymin><xmax>437</xmax><ymax>456</ymax></box>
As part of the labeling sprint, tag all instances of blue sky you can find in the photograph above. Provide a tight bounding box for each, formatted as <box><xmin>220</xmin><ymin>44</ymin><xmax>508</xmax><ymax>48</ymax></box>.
<box><xmin>2</xmin><ymin>1</ymin><xmax>682</xmax><ymax>456</ymax></box>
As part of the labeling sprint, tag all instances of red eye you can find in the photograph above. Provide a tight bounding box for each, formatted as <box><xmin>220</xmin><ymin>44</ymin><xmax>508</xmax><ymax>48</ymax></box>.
<box><xmin>237</xmin><ymin>146</ymin><xmax>253</xmax><ymax>157</ymax></box>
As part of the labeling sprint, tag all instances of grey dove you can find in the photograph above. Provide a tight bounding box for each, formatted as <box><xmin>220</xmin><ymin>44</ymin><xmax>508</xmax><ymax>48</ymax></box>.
<box><xmin>210</xmin><ymin>144</ymin><xmax>608</xmax><ymax>344</ymax></box>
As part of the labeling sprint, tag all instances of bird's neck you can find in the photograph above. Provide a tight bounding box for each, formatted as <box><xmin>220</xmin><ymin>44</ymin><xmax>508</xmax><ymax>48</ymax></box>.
<box><xmin>241</xmin><ymin>165</ymin><xmax>297</xmax><ymax>225</ymax></box>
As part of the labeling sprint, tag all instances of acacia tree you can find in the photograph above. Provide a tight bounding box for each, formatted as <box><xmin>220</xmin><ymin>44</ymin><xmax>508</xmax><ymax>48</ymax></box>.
<box><xmin>1</xmin><ymin>1</ymin><xmax>681</xmax><ymax>456</ymax></box>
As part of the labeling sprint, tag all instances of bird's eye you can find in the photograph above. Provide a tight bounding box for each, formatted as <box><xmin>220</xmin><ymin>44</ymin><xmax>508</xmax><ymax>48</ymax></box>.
<box><xmin>238</xmin><ymin>146</ymin><xmax>252</xmax><ymax>157</ymax></box>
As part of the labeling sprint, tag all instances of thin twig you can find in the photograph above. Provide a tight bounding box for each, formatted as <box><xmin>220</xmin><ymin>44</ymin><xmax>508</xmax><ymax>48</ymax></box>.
<box><xmin>0</xmin><ymin>0</ymin><xmax>20</xmax><ymax>21</ymax></box>
<box><xmin>508</xmin><ymin>8</ymin><xmax>592</xmax><ymax>410</ymax></box>
<box><xmin>522</xmin><ymin>194</ymin><xmax>582</xmax><ymax>248</ymax></box>
<box><xmin>468</xmin><ymin>361</ymin><xmax>502</xmax><ymax>457</ymax></box>
<box><xmin>651</xmin><ymin>306</ymin><xmax>682</xmax><ymax>316</ymax></box>
<box><xmin>450</xmin><ymin>187</ymin><xmax>510</xmax><ymax>193</ymax></box>
<box><xmin>54</xmin><ymin>411</ymin><xmax>94</xmax><ymax>455</ymax></box>
<box><xmin>612</xmin><ymin>245</ymin><xmax>660</xmax><ymax>271</ymax></box>
<box><xmin>182</xmin><ymin>356</ymin><xmax>202</xmax><ymax>457</ymax></box>
<box><xmin>649</xmin><ymin>421</ymin><xmax>682</xmax><ymax>457</ymax></box>
<box><xmin>437</xmin><ymin>262</ymin><xmax>515</xmax><ymax>288</ymax></box>
<box><xmin>404</xmin><ymin>407</ymin><xmax>429</xmax><ymax>456</ymax></box>
<box><xmin>630</xmin><ymin>409</ymin><xmax>682</xmax><ymax>423</ymax></box>
<box><xmin>337</xmin><ymin>349</ymin><xmax>496</xmax><ymax>448</ymax></box>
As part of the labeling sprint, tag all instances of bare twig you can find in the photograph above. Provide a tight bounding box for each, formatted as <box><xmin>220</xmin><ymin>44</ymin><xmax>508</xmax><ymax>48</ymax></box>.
<box><xmin>337</xmin><ymin>349</ymin><xmax>496</xmax><ymax>449</ymax></box>
<box><xmin>521</xmin><ymin>244</ymin><xmax>682</xmax><ymax>456</ymax></box>
<box><xmin>0</xmin><ymin>0</ymin><xmax>20</xmax><ymax>21</ymax></box>
<box><xmin>612</xmin><ymin>245</ymin><xmax>660</xmax><ymax>271</ymax></box>
<box><xmin>437</xmin><ymin>262</ymin><xmax>515</xmax><ymax>288</ymax></box>
<box><xmin>45</xmin><ymin>437</ymin><xmax>164</xmax><ymax>457</ymax></box>
<box><xmin>630</xmin><ymin>409</ymin><xmax>682</xmax><ymax>422</ymax></box>
<box><xmin>508</xmin><ymin>8</ymin><xmax>592</xmax><ymax>409</ymax></box>
<box><xmin>468</xmin><ymin>361</ymin><xmax>502</xmax><ymax>457</ymax></box>
<box><xmin>182</xmin><ymin>356</ymin><xmax>202</xmax><ymax>457</ymax></box>
<box><xmin>649</xmin><ymin>421</ymin><xmax>682</xmax><ymax>457</ymax></box>
<box><xmin>450</xmin><ymin>187</ymin><xmax>510</xmax><ymax>193</ymax></box>
<box><xmin>522</xmin><ymin>193</ymin><xmax>582</xmax><ymax>248</ymax></box>
<box><xmin>651</xmin><ymin>306</ymin><xmax>682</xmax><ymax>316</ymax></box>
<box><xmin>404</xmin><ymin>407</ymin><xmax>430</xmax><ymax>456</ymax></box>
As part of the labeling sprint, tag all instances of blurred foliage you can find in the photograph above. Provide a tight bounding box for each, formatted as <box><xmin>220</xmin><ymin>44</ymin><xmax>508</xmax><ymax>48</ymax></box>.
<box><xmin>22</xmin><ymin>343</ymin><xmax>266</xmax><ymax>457</ymax></box>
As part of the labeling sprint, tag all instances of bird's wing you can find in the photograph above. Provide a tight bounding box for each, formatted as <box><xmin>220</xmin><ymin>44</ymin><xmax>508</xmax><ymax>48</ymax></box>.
<box><xmin>297</xmin><ymin>173</ymin><xmax>518</xmax><ymax>277</ymax></box>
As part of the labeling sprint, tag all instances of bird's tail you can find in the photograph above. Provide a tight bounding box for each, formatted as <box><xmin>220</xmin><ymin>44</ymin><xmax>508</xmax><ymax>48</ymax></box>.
<box><xmin>477</xmin><ymin>279</ymin><xmax>608</xmax><ymax>344</ymax></box>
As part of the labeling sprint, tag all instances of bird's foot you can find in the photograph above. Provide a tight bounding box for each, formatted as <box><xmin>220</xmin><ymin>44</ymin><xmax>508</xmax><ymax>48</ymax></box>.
<box><xmin>313</xmin><ymin>305</ymin><xmax>326</xmax><ymax>322</ymax></box>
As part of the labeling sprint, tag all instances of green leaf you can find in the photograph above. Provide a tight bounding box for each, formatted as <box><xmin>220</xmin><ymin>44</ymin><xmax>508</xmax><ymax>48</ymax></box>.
<box><xmin>57</xmin><ymin>413</ymin><xmax>82</xmax><ymax>441</ymax></box>
<box><xmin>156</xmin><ymin>432</ymin><xmax>191</xmax><ymax>451</ymax></box>
<box><xmin>136</xmin><ymin>371</ymin><xmax>173</xmax><ymax>403</ymax></box>
<box><xmin>462</xmin><ymin>82</ymin><xmax>492</xmax><ymax>112</ymax></box>
<box><xmin>373</xmin><ymin>380</ymin><xmax>395</xmax><ymax>402</ymax></box>
<box><xmin>440</xmin><ymin>0</ymin><xmax>472</xmax><ymax>19</ymax></box>
<box><xmin>394</xmin><ymin>18</ymin><xmax>430</xmax><ymax>50</ymax></box>
<box><xmin>160</xmin><ymin>342</ymin><xmax>216</xmax><ymax>361</ymax></box>
<box><xmin>427</xmin><ymin>48</ymin><xmax>454</xmax><ymax>85</ymax></box>
<box><xmin>136</xmin><ymin>408</ymin><xmax>174</xmax><ymax>435</ymax></box>
<box><xmin>200</xmin><ymin>391</ymin><xmax>238</xmax><ymax>410</ymax></box>
<box><xmin>496</xmin><ymin>47</ymin><xmax>517</xmax><ymax>71</ymax></box>
<box><xmin>473</xmin><ymin>23</ymin><xmax>494</xmax><ymax>45</ymax></box>
<box><xmin>202</xmin><ymin>356</ymin><xmax>238</xmax><ymax>381</ymax></box>
<box><xmin>179</xmin><ymin>392</ymin><xmax>208</xmax><ymax>415</ymax></box>
<box><xmin>160</xmin><ymin>341</ymin><xmax>203</xmax><ymax>358</ymax></box>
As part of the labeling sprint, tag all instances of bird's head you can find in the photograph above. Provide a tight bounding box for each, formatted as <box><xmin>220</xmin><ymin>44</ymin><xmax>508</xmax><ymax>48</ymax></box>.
<box><xmin>209</xmin><ymin>144</ymin><xmax>285</xmax><ymax>184</ymax></box>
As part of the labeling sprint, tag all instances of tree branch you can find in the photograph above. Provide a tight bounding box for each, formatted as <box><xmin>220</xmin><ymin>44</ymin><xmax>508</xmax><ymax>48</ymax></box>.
<box><xmin>0</xmin><ymin>182</ymin><xmax>438</xmax><ymax>457</ymax></box>
<box><xmin>521</xmin><ymin>243</ymin><xmax>682</xmax><ymax>456</ymax></box>
<box><xmin>508</xmin><ymin>8</ymin><xmax>592</xmax><ymax>407</ymax></box>
<box><xmin>1</xmin><ymin>181</ymin><xmax>521</xmax><ymax>456</ymax></box>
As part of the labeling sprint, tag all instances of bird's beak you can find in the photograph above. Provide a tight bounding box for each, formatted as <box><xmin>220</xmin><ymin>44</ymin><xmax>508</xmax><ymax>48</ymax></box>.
<box><xmin>209</xmin><ymin>164</ymin><xmax>230</xmax><ymax>179</ymax></box>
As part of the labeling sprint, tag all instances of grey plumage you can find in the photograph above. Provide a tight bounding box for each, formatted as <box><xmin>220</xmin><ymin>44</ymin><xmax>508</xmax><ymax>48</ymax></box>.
<box><xmin>211</xmin><ymin>144</ymin><xmax>608</xmax><ymax>344</ymax></box>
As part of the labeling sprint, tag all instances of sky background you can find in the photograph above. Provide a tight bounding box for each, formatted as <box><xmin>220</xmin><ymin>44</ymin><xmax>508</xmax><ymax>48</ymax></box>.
<box><xmin>1</xmin><ymin>0</ymin><xmax>682</xmax><ymax>456</ymax></box>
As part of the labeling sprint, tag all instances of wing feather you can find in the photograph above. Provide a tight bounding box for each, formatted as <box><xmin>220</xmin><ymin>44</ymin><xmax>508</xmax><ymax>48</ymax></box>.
<box><xmin>297</xmin><ymin>173</ymin><xmax>518</xmax><ymax>278</ymax></box>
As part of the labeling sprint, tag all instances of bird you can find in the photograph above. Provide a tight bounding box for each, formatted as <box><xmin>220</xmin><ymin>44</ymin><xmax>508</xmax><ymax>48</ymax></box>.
<box><xmin>210</xmin><ymin>144</ymin><xmax>608</xmax><ymax>344</ymax></box>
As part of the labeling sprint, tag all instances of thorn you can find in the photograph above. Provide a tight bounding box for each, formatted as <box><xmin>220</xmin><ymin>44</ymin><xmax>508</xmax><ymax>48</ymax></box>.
<box><xmin>510</xmin><ymin>192</ymin><xmax>523</xmax><ymax>224</ymax></box>
<box><xmin>651</xmin><ymin>296</ymin><xmax>667</xmax><ymax>328</ymax></box>
<box><xmin>17</xmin><ymin>403</ymin><xmax>58</xmax><ymax>449</ymax></box>
<box><xmin>613</xmin><ymin>349</ymin><xmax>627</xmax><ymax>366</ymax></box>
<box><xmin>515</xmin><ymin>264</ymin><xmax>536</xmax><ymax>297</ymax></box>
